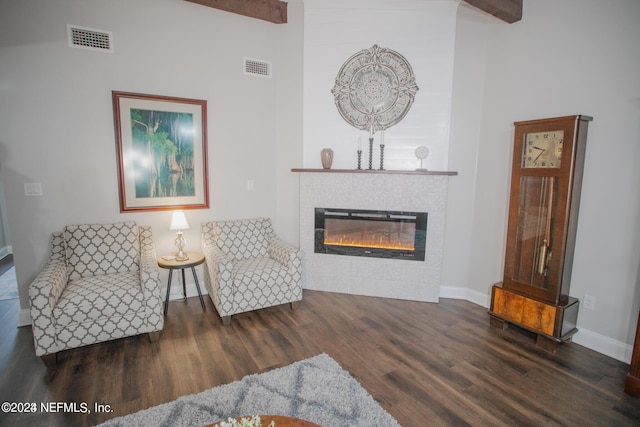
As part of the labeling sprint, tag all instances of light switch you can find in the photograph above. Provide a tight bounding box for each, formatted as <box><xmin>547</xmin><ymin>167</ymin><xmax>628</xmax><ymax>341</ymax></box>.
<box><xmin>24</xmin><ymin>182</ymin><xmax>43</xmax><ymax>196</ymax></box>
<box><xmin>247</xmin><ymin>180</ymin><xmax>255</xmax><ymax>191</ymax></box>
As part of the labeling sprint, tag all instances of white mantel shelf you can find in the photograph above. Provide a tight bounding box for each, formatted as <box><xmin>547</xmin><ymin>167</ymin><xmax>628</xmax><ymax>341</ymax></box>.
<box><xmin>291</xmin><ymin>168</ymin><xmax>458</xmax><ymax>176</ymax></box>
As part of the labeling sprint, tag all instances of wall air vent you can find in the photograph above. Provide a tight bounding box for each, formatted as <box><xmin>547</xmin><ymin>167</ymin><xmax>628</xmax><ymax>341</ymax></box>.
<box><xmin>244</xmin><ymin>57</ymin><xmax>272</xmax><ymax>78</ymax></box>
<box><xmin>67</xmin><ymin>25</ymin><xmax>113</xmax><ymax>53</ymax></box>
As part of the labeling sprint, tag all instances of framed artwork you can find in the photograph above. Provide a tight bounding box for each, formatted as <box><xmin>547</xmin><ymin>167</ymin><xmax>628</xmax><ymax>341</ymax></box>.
<box><xmin>112</xmin><ymin>91</ymin><xmax>209</xmax><ymax>212</ymax></box>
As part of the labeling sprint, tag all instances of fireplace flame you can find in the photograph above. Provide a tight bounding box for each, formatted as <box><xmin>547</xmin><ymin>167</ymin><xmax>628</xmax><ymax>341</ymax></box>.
<box><xmin>324</xmin><ymin>234</ymin><xmax>415</xmax><ymax>251</ymax></box>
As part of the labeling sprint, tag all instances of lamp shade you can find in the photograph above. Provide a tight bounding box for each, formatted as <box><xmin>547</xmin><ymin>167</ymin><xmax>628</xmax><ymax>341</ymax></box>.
<box><xmin>169</xmin><ymin>210</ymin><xmax>190</xmax><ymax>231</ymax></box>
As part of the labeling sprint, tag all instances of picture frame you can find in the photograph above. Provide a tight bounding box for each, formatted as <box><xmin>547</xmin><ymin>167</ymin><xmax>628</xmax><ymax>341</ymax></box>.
<box><xmin>112</xmin><ymin>91</ymin><xmax>209</xmax><ymax>212</ymax></box>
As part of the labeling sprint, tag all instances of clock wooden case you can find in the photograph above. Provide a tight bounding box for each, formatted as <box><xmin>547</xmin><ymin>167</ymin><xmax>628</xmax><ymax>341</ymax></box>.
<box><xmin>489</xmin><ymin>115</ymin><xmax>592</xmax><ymax>350</ymax></box>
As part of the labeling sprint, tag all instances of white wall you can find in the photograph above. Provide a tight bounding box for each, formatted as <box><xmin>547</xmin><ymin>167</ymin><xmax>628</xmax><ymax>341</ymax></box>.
<box><xmin>303</xmin><ymin>0</ymin><xmax>460</xmax><ymax>171</ymax></box>
<box><xmin>447</xmin><ymin>0</ymin><xmax>640</xmax><ymax>361</ymax></box>
<box><xmin>0</xmin><ymin>176</ymin><xmax>9</xmax><ymax>256</ymax></box>
<box><xmin>441</xmin><ymin>3</ymin><xmax>488</xmax><ymax>304</ymax></box>
<box><xmin>0</xmin><ymin>0</ymin><xmax>303</xmax><ymax>314</ymax></box>
<box><xmin>276</xmin><ymin>1</ymin><xmax>304</xmax><ymax>245</ymax></box>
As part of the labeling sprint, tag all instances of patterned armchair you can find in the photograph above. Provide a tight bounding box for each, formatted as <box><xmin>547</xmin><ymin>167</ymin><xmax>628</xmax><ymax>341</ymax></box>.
<box><xmin>28</xmin><ymin>221</ymin><xmax>164</xmax><ymax>369</ymax></box>
<box><xmin>201</xmin><ymin>218</ymin><xmax>302</xmax><ymax>325</ymax></box>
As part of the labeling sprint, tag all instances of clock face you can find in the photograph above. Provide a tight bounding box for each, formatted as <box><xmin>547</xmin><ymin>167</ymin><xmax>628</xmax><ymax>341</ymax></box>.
<box><xmin>522</xmin><ymin>130</ymin><xmax>564</xmax><ymax>168</ymax></box>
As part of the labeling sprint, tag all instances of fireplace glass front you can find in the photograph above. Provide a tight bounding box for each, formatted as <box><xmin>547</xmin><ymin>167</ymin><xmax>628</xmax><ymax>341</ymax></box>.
<box><xmin>315</xmin><ymin>208</ymin><xmax>427</xmax><ymax>261</ymax></box>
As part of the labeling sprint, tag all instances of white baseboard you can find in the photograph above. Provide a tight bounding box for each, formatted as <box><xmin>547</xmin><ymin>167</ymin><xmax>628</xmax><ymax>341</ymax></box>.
<box><xmin>0</xmin><ymin>245</ymin><xmax>12</xmax><ymax>260</ymax></box>
<box><xmin>440</xmin><ymin>285</ymin><xmax>490</xmax><ymax>308</ymax></box>
<box><xmin>440</xmin><ymin>285</ymin><xmax>632</xmax><ymax>364</ymax></box>
<box><xmin>18</xmin><ymin>308</ymin><xmax>31</xmax><ymax>327</ymax></box>
<box><xmin>572</xmin><ymin>328</ymin><xmax>633</xmax><ymax>364</ymax></box>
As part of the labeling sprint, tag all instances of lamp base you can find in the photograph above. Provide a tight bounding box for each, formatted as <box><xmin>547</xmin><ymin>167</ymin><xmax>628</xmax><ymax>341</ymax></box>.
<box><xmin>174</xmin><ymin>232</ymin><xmax>189</xmax><ymax>261</ymax></box>
<box><xmin>174</xmin><ymin>251</ymin><xmax>189</xmax><ymax>261</ymax></box>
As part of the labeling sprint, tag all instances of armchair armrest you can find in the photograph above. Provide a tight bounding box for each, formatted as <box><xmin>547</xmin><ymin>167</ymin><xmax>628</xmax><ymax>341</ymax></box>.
<box><xmin>28</xmin><ymin>258</ymin><xmax>67</xmax><ymax>356</ymax></box>
<box><xmin>139</xmin><ymin>226</ymin><xmax>160</xmax><ymax>293</ymax></box>
<box><xmin>202</xmin><ymin>241</ymin><xmax>234</xmax><ymax>286</ymax></box>
<box><xmin>138</xmin><ymin>226</ymin><xmax>164</xmax><ymax>330</ymax></box>
<box><xmin>268</xmin><ymin>239</ymin><xmax>303</xmax><ymax>300</ymax></box>
<box><xmin>202</xmin><ymin>240</ymin><xmax>236</xmax><ymax>314</ymax></box>
<box><xmin>268</xmin><ymin>239</ymin><xmax>302</xmax><ymax>270</ymax></box>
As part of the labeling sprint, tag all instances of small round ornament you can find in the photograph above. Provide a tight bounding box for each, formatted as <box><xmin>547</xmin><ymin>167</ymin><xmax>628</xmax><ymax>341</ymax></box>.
<box><xmin>415</xmin><ymin>146</ymin><xmax>429</xmax><ymax>171</ymax></box>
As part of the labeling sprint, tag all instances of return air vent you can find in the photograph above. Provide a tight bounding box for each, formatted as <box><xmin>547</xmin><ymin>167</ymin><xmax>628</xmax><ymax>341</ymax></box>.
<box><xmin>67</xmin><ymin>25</ymin><xmax>113</xmax><ymax>53</ymax></box>
<box><xmin>244</xmin><ymin>57</ymin><xmax>272</xmax><ymax>78</ymax></box>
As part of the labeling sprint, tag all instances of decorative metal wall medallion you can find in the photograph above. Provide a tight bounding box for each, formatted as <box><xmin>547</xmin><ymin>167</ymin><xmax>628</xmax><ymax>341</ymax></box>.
<box><xmin>331</xmin><ymin>45</ymin><xmax>419</xmax><ymax>134</ymax></box>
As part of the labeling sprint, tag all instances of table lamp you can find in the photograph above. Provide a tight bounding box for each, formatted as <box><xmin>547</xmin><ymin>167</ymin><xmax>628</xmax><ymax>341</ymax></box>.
<box><xmin>170</xmin><ymin>210</ymin><xmax>190</xmax><ymax>261</ymax></box>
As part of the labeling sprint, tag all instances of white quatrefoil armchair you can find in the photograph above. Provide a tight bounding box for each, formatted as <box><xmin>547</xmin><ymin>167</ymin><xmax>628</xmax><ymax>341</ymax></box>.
<box><xmin>201</xmin><ymin>218</ymin><xmax>303</xmax><ymax>325</ymax></box>
<box><xmin>28</xmin><ymin>221</ymin><xmax>164</xmax><ymax>369</ymax></box>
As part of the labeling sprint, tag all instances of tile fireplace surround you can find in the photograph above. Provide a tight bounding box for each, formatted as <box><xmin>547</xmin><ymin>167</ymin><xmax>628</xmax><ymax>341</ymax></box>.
<box><xmin>295</xmin><ymin>169</ymin><xmax>457</xmax><ymax>302</ymax></box>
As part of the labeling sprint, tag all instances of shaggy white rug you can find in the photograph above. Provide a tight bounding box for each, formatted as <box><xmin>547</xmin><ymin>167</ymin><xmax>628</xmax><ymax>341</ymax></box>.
<box><xmin>97</xmin><ymin>353</ymin><xmax>400</xmax><ymax>427</ymax></box>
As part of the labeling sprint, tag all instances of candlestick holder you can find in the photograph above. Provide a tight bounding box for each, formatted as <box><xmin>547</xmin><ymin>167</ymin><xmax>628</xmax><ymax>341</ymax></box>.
<box><xmin>357</xmin><ymin>150</ymin><xmax>362</xmax><ymax>170</ymax></box>
<box><xmin>379</xmin><ymin>144</ymin><xmax>385</xmax><ymax>170</ymax></box>
<box><xmin>368</xmin><ymin>137</ymin><xmax>374</xmax><ymax>170</ymax></box>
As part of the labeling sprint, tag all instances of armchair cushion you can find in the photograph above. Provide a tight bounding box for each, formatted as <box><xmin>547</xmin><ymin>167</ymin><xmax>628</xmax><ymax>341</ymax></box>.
<box><xmin>64</xmin><ymin>221</ymin><xmax>140</xmax><ymax>280</ymax></box>
<box><xmin>213</xmin><ymin>219</ymin><xmax>270</xmax><ymax>260</ymax></box>
<box><xmin>53</xmin><ymin>272</ymin><xmax>144</xmax><ymax>327</ymax></box>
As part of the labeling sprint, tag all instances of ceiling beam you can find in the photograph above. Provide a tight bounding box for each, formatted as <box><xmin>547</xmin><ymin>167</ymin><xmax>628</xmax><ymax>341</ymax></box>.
<box><xmin>463</xmin><ymin>0</ymin><xmax>523</xmax><ymax>23</ymax></box>
<box><xmin>184</xmin><ymin>0</ymin><xmax>287</xmax><ymax>24</ymax></box>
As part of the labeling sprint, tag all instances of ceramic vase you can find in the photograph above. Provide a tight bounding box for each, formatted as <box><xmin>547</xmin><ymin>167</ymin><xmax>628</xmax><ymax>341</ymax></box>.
<box><xmin>321</xmin><ymin>148</ymin><xmax>334</xmax><ymax>169</ymax></box>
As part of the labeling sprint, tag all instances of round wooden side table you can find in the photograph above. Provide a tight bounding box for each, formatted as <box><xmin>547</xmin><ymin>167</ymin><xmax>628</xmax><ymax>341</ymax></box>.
<box><xmin>157</xmin><ymin>251</ymin><xmax>206</xmax><ymax>315</ymax></box>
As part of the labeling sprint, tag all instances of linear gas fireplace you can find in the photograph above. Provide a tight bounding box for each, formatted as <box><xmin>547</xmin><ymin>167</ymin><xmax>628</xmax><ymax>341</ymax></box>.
<box><xmin>315</xmin><ymin>208</ymin><xmax>427</xmax><ymax>261</ymax></box>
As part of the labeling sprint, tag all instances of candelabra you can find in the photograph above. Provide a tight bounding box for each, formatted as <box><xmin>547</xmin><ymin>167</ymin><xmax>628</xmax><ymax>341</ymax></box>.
<box><xmin>368</xmin><ymin>137</ymin><xmax>374</xmax><ymax>170</ymax></box>
<box><xmin>379</xmin><ymin>143</ymin><xmax>385</xmax><ymax>170</ymax></box>
<box><xmin>357</xmin><ymin>150</ymin><xmax>362</xmax><ymax>170</ymax></box>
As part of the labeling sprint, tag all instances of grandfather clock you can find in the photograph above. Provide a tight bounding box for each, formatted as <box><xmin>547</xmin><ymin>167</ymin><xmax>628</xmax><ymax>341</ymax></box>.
<box><xmin>489</xmin><ymin>115</ymin><xmax>592</xmax><ymax>350</ymax></box>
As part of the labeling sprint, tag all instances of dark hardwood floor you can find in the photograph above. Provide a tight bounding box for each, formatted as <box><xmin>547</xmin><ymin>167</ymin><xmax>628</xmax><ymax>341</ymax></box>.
<box><xmin>0</xmin><ymin>254</ymin><xmax>13</xmax><ymax>276</ymax></box>
<box><xmin>0</xmin><ymin>289</ymin><xmax>639</xmax><ymax>426</ymax></box>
